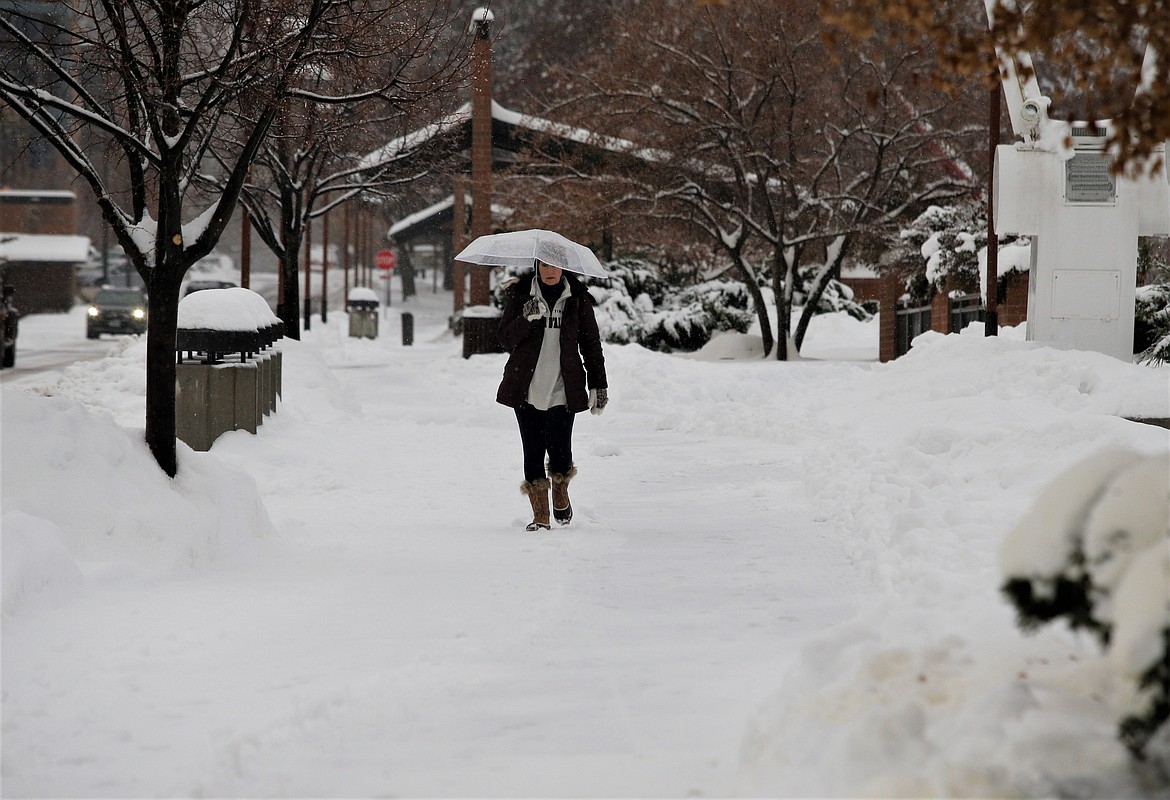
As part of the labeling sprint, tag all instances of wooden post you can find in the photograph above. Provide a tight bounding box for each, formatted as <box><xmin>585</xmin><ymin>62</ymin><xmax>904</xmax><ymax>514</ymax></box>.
<box><xmin>879</xmin><ymin>271</ymin><xmax>898</xmax><ymax>363</ymax></box>
<box><xmin>240</xmin><ymin>206</ymin><xmax>251</xmax><ymax>289</ymax></box>
<box><xmin>986</xmin><ymin>82</ymin><xmax>1001</xmax><ymax>336</ymax></box>
<box><xmin>343</xmin><ymin>201</ymin><xmax>350</xmax><ymax>300</ymax></box>
<box><xmin>321</xmin><ymin>208</ymin><xmax>329</xmax><ymax>324</ymax></box>
<box><xmin>356</xmin><ymin>206</ymin><xmax>365</xmax><ymax>286</ymax></box>
<box><xmin>303</xmin><ymin>212</ymin><xmax>312</xmax><ymax>331</ymax></box>
<box><xmin>452</xmin><ymin>174</ymin><xmax>467</xmax><ymax>314</ymax></box>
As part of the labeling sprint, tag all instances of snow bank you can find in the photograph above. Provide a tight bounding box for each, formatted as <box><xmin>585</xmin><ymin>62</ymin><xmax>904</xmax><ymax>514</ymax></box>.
<box><xmin>3</xmin><ymin>295</ymin><xmax>1168</xmax><ymax>796</ymax></box>
<box><xmin>732</xmin><ymin>327</ymin><xmax>1169</xmax><ymax>796</ymax></box>
<box><xmin>1000</xmin><ymin>448</ymin><xmax>1170</xmax><ymax>755</ymax></box>
<box><xmin>1</xmin><ymin>388</ymin><xmax>275</xmax><ymax>616</ymax></box>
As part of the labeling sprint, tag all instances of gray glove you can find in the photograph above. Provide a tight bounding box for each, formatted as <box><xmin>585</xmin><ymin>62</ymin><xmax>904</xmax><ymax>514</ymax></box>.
<box><xmin>589</xmin><ymin>388</ymin><xmax>608</xmax><ymax>416</ymax></box>
<box><xmin>523</xmin><ymin>296</ymin><xmax>545</xmax><ymax>321</ymax></box>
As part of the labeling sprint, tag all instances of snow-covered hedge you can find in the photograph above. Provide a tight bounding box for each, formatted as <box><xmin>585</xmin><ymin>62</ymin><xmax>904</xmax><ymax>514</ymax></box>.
<box><xmin>1135</xmin><ymin>283</ymin><xmax>1170</xmax><ymax>365</ymax></box>
<box><xmin>793</xmin><ymin>267</ymin><xmax>873</xmax><ymax>321</ymax></box>
<box><xmin>492</xmin><ymin>258</ymin><xmax>754</xmax><ymax>353</ymax></box>
<box><xmin>901</xmin><ymin>204</ymin><xmax>985</xmax><ymax>293</ymax></box>
<box><xmin>900</xmin><ymin>202</ymin><xmax>1030</xmax><ymax>296</ymax></box>
<box><xmin>1000</xmin><ymin>449</ymin><xmax>1170</xmax><ymax>757</ymax></box>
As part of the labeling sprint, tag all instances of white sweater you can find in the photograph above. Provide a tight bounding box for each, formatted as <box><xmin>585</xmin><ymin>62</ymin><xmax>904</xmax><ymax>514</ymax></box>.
<box><xmin>526</xmin><ymin>276</ymin><xmax>572</xmax><ymax>410</ymax></box>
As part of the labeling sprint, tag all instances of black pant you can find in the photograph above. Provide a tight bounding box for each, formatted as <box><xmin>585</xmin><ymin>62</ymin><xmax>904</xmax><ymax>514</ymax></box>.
<box><xmin>515</xmin><ymin>403</ymin><xmax>575</xmax><ymax>482</ymax></box>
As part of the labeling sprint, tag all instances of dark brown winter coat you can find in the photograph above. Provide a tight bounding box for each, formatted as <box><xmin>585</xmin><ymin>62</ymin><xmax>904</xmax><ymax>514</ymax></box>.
<box><xmin>496</xmin><ymin>275</ymin><xmax>607</xmax><ymax>413</ymax></box>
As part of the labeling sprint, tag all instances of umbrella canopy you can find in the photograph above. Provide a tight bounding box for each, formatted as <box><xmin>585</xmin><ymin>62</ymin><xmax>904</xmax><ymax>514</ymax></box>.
<box><xmin>454</xmin><ymin>229</ymin><xmax>607</xmax><ymax>279</ymax></box>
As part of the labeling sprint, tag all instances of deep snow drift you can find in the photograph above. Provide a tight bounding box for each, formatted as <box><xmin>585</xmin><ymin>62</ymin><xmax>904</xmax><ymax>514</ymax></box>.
<box><xmin>2</xmin><ymin>290</ymin><xmax>1168</xmax><ymax>797</ymax></box>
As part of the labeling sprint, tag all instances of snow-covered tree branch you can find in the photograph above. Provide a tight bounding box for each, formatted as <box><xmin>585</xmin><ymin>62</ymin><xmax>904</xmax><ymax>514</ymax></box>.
<box><xmin>505</xmin><ymin>0</ymin><xmax>982</xmax><ymax>360</ymax></box>
<box><xmin>0</xmin><ymin>0</ymin><xmax>458</xmax><ymax>477</ymax></box>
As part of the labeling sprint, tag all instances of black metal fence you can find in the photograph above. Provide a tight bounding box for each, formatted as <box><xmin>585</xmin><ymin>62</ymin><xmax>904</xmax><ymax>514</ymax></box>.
<box><xmin>950</xmin><ymin>293</ymin><xmax>986</xmax><ymax>333</ymax></box>
<box><xmin>894</xmin><ymin>295</ymin><xmax>987</xmax><ymax>358</ymax></box>
<box><xmin>895</xmin><ymin>304</ymin><xmax>931</xmax><ymax>358</ymax></box>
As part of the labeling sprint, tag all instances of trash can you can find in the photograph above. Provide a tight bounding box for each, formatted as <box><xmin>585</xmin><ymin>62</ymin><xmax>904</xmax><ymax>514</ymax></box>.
<box><xmin>346</xmin><ymin>287</ymin><xmax>380</xmax><ymax>339</ymax></box>
<box><xmin>461</xmin><ymin>305</ymin><xmax>503</xmax><ymax>359</ymax></box>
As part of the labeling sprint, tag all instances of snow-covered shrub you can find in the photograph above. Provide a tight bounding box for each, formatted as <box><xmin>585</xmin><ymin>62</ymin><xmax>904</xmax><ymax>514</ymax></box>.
<box><xmin>690</xmin><ymin>280</ymin><xmax>754</xmax><ymax>332</ymax></box>
<box><xmin>899</xmin><ymin>202</ymin><xmax>1037</xmax><ymax>319</ymax></box>
<box><xmin>1135</xmin><ymin>283</ymin><xmax>1170</xmax><ymax>365</ymax></box>
<box><xmin>490</xmin><ymin>256</ymin><xmax>752</xmax><ymax>352</ymax></box>
<box><xmin>603</xmin><ymin>257</ymin><xmax>670</xmax><ymax>306</ymax></box>
<box><xmin>639</xmin><ymin>280</ymin><xmax>753</xmax><ymax>352</ymax></box>
<box><xmin>900</xmin><ymin>204</ymin><xmax>985</xmax><ymax>293</ymax></box>
<box><xmin>590</xmin><ymin>286</ymin><xmax>645</xmax><ymax>346</ymax></box>
<box><xmin>1139</xmin><ymin>237</ymin><xmax>1170</xmax><ymax>285</ymax></box>
<box><xmin>588</xmin><ymin>258</ymin><xmax>666</xmax><ymax>345</ymax></box>
<box><xmin>1000</xmin><ymin>449</ymin><xmax>1170</xmax><ymax>757</ymax></box>
<box><xmin>793</xmin><ymin>269</ymin><xmax>872</xmax><ymax>322</ymax></box>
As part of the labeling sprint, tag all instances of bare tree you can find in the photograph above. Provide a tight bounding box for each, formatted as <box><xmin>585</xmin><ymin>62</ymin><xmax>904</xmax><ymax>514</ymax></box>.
<box><xmin>208</xmin><ymin>4</ymin><xmax>466</xmax><ymax>336</ymax></box>
<box><xmin>826</xmin><ymin>0</ymin><xmax>1169</xmax><ymax>174</ymax></box>
<box><xmin>522</xmin><ymin>0</ymin><xmax>982</xmax><ymax>358</ymax></box>
<box><xmin>0</xmin><ymin>0</ymin><xmax>452</xmax><ymax>477</ymax></box>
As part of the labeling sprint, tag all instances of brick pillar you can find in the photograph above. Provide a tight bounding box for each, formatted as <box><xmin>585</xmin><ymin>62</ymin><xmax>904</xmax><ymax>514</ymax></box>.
<box><xmin>469</xmin><ymin>8</ymin><xmax>493</xmax><ymax>307</ymax></box>
<box><xmin>461</xmin><ymin>8</ymin><xmax>500</xmax><ymax>357</ymax></box>
<box><xmin>931</xmin><ymin>291</ymin><xmax>952</xmax><ymax>334</ymax></box>
<box><xmin>999</xmin><ymin>270</ymin><xmax>1030</xmax><ymax>327</ymax></box>
<box><xmin>879</xmin><ymin>271</ymin><xmax>898</xmax><ymax>363</ymax></box>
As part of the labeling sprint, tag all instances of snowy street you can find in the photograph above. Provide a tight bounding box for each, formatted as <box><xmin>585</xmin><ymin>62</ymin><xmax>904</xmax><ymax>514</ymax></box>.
<box><xmin>3</xmin><ymin>288</ymin><xmax>1168</xmax><ymax>797</ymax></box>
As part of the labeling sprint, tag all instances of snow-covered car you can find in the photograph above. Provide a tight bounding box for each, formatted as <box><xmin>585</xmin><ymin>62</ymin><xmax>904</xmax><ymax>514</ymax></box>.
<box><xmin>1</xmin><ymin>281</ymin><xmax>17</xmax><ymax>368</ymax></box>
<box><xmin>86</xmin><ymin>287</ymin><xmax>148</xmax><ymax>339</ymax></box>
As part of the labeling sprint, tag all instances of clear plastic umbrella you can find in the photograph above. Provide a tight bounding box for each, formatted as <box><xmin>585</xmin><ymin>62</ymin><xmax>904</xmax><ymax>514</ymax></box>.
<box><xmin>454</xmin><ymin>229</ymin><xmax>607</xmax><ymax>279</ymax></box>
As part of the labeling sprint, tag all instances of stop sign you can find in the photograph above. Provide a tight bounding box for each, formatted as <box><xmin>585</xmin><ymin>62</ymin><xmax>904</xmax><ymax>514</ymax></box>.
<box><xmin>375</xmin><ymin>249</ymin><xmax>397</xmax><ymax>270</ymax></box>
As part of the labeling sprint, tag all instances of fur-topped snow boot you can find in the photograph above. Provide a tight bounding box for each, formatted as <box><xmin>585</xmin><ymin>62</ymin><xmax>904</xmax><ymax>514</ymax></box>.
<box><xmin>520</xmin><ymin>477</ymin><xmax>551</xmax><ymax>531</ymax></box>
<box><xmin>549</xmin><ymin>466</ymin><xmax>577</xmax><ymax>525</ymax></box>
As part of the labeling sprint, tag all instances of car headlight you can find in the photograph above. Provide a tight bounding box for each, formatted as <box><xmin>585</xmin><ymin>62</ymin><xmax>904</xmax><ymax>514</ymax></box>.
<box><xmin>87</xmin><ymin>306</ymin><xmax>99</xmax><ymax>317</ymax></box>
<box><xmin>132</xmin><ymin>308</ymin><xmax>145</xmax><ymax>320</ymax></box>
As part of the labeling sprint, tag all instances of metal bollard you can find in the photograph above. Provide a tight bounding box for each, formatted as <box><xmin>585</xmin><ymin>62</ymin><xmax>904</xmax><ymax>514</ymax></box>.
<box><xmin>402</xmin><ymin>312</ymin><xmax>414</xmax><ymax>346</ymax></box>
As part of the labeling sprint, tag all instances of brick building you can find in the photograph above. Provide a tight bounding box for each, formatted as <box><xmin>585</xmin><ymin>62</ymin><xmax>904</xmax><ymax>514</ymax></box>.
<box><xmin>0</xmin><ymin>190</ymin><xmax>89</xmax><ymax>313</ymax></box>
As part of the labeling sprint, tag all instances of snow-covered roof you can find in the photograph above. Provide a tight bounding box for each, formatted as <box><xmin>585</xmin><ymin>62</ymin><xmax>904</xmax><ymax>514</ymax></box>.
<box><xmin>387</xmin><ymin>194</ymin><xmax>513</xmax><ymax>240</ymax></box>
<box><xmin>359</xmin><ymin>101</ymin><xmax>667</xmax><ymax>172</ymax></box>
<box><xmin>388</xmin><ymin>195</ymin><xmax>461</xmax><ymax>238</ymax></box>
<box><xmin>489</xmin><ymin>101</ymin><xmax>667</xmax><ymax>163</ymax></box>
<box><xmin>358</xmin><ymin>104</ymin><xmax>472</xmax><ymax>171</ymax></box>
<box><xmin>0</xmin><ymin>189</ymin><xmax>77</xmax><ymax>202</ymax></box>
<box><xmin>0</xmin><ymin>233</ymin><xmax>91</xmax><ymax>263</ymax></box>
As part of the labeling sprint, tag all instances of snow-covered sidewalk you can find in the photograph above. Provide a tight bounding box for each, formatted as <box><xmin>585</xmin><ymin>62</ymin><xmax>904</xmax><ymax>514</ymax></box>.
<box><xmin>3</xmin><ymin>289</ymin><xmax>1168</xmax><ymax>796</ymax></box>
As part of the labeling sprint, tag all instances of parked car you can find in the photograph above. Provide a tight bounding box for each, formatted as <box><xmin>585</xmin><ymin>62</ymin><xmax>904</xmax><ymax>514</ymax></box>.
<box><xmin>183</xmin><ymin>279</ymin><xmax>236</xmax><ymax>295</ymax></box>
<box><xmin>87</xmin><ymin>287</ymin><xmax>148</xmax><ymax>339</ymax></box>
<box><xmin>1</xmin><ymin>282</ymin><xmax>18</xmax><ymax>368</ymax></box>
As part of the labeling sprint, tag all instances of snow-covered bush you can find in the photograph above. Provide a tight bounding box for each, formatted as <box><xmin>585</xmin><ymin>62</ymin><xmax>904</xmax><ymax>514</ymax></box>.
<box><xmin>495</xmin><ymin>257</ymin><xmax>753</xmax><ymax>352</ymax></box>
<box><xmin>587</xmin><ymin>258</ymin><xmax>666</xmax><ymax>345</ymax></box>
<box><xmin>793</xmin><ymin>269</ymin><xmax>872</xmax><ymax>321</ymax></box>
<box><xmin>639</xmin><ymin>280</ymin><xmax>753</xmax><ymax>352</ymax></box>
<box><xmin>1139</xmin><ymin>237</ymin><xmax>1170</xmax><ymax>285</ymax></box>
<box><xmin>900</xmin><ymin>202</ymin><xmax>1032</xmax><ymax>300</ymax></box>
<box><xmin>1135</xmin><ymin>282</ymin><xmax>1170</xmax><ymax>365</ymax></box>
<box><xmin>1000</xmin><ymin>449</ymin><xmax>1170</xmax><ymax>757</ymax></box>
<box><xmin>900</xmin><ymin>204</ymin><xmax>985</xmax><ymax>293</ymax></box>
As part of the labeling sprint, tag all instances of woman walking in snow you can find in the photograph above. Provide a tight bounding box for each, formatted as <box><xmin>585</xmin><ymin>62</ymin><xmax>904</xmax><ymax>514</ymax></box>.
<box><xmin>496</xmin><ymin>259</ymin><xmax>608</xmax><ymax>531</ymax></box>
